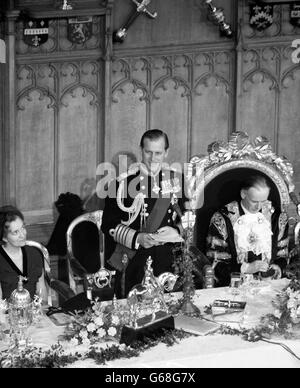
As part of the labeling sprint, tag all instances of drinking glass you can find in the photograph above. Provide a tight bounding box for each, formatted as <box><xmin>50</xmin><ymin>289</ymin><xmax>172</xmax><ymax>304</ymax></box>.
<box><xmin>230</xmin><ymin>272</ymin><xmax>242</xmax><ymax>295</ymax></box>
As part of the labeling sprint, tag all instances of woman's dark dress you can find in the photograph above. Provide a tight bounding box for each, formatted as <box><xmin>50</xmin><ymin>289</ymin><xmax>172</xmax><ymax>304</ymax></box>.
<box><xmin>0</xmin><ymin>245</ymin><xmax>43</xmax><ymax>299</ymax></box>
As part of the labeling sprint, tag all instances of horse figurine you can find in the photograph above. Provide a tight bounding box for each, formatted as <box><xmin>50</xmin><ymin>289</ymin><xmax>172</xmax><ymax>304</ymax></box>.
<box><xmin>127</xmin><ymin>257</ymin><xmax>178</xmax><ymax>328</ymax></box>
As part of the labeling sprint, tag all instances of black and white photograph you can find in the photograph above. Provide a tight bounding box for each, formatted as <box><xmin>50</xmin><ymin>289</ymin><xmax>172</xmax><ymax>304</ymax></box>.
<box><xmin>0</xmin><ymin>0</ymin><xmax>300</xmax><ymax>370</ymax></box>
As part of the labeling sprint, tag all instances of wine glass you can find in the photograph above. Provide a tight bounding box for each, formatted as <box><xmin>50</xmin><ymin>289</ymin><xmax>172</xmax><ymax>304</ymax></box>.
<box><xmin>229</xmin><ymin>272</ymin><xmax>242</xmax><ymax>296</ymax></box>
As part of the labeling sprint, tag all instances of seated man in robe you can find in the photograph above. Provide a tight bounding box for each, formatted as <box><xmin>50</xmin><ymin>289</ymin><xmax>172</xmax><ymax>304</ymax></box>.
<box><xmin>206</xmin><ymin>174</ymin><xmax>289</xmax><ymax>287</ymax></box>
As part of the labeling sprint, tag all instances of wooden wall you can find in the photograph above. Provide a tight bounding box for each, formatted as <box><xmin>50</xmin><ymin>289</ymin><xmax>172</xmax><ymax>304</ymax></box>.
<box><xmin>1</xmin><ymin>0</ymin><xmax>113</xmax><ymax>243</ymax></box>
<box><xmin>0</xmin><ymin>10</ymin><xmax>4</xmax><ymax>206</ymax></box>
<box><xmin>15</xmin><ymin>15</ymin><xmax>105</xmax><ymax>221</ymax></box>
<box><xmin>0</xmin><ymin>0</ymin><xmax>300</xmax><ymax>244</ymax></box>
<box><xmin>109</xmin><ymin>0</ymin><xmax>236</xmax><ymax>164</ymax></box>
<box><xmin>237</xmin><ymin>1</ymin><xmax>300</xmax><ymax>190</ymax></box>
<box><xmin>0</xmin><ymin>57</ymin><xmax>3</xmax><ymax>205</ymax></box>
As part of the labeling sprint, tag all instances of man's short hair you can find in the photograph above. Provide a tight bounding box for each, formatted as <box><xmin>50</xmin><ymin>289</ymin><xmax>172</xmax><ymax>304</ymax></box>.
<box><xmin>140</xmin><ymin>129</ymin><xmax>169</xmax><ymax>150</ymax></box>
<box><xmin>240</xmin><ymin>174</ymin><xmax>271</xmax><ymax>192</ymax></box>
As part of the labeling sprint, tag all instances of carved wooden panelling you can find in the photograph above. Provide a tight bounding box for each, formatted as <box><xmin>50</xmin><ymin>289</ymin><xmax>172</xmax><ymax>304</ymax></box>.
<box><xmin>192</xmin><ymin>76</ymin><xmax>230</xmax><ymax>156</ymax></box>
<box><xmin>58</xmin><ymin>86</ymin><xmax>98</xmax><ymax>194</ymax></box>
<box><xmin>279</xmin><ymin>68</ymin><xmax>300</xmax><ymax>187</ymax></box>
<box><xmin>237</xmin><ymin>0</ymin><xmax>300</xmax><ymax>190</ymax></box>
<box><xmin>0</xmin><ymin>65</ymin><xmax>3</xmax><ymax>204</ymax></box>
<box><xmin>16</xmin><ymin>89</ymin><xmax>55</xmax><ymax>211</ymax></box>
<box><xmin>240</xmin><ymin>44</ymin><xmax>300</xmax><ymax>185</ymax></box>
<box><xmin>15</xmin><ymin>24</ymin><xmax>104</xmax><ymax>223</ymax></box>
<box><xmin>111</xmin><ymin>50</ymin><xmax>234</xmax><ymax>164</ymax></box>
<box><xmin>192</xmin><ymin>51</ymin><xmax>232</xmax><ymax>156</ymax></box>
<box><xmin>152</xmin><ymin>78</ymin><xmax>189</xmax><ymax>164</ymax></box>
<box><xmin>2</xmin><ymin>0</ymin><xmax>300</xmax><ymax>242</ymax></box>
<box><xmin>241</xmin><ymin>71</ymin><xmax>277</xmax><ymax>143</ymax></box>
<box><xmin>109</xmin><ymin>83</ymin><xmax>146</xmax><ymax>162</ymax></box>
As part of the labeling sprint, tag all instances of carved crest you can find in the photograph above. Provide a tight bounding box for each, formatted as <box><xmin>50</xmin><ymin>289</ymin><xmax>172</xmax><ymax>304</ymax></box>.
<box><xmin>188</xmin><ymin>132</ymin><xmax>296</xmax><ymax>211</ymax></box>
<box><xmin>23</xmin><ymin>19</ymin><xmax>49</xmax><ymax>47</ymax></box>
<box><xmin>290</xmin><ymin>4</ymin><xmax>300</xmax><ymax>27</ymax></box>
<box><xmin>67</xmin><ymin>17</ymin><xmax>93</xmax><ymax>44</ymax></box>
<box><xmin>249</xmin><ymin>3</ymin><xmax>273</xmax><ymax>31</ymax></box>
<box><xmin>191</xmin><ymin>132</ymin><xmax>294</xmax><ymax>186</ymax></box>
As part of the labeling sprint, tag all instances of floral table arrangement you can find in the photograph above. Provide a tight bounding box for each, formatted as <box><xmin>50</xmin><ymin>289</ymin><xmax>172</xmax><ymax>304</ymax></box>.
<box><xmin>63</xmin><ymin>297</ymin><xmax>125</xmax><ymax>347</ymax></box>
<box><xmin>2</xmin><ymin>277</ymin><xmax>300</xmax><ymax>367</ymax></box>
<box><xmin>0</xmin><ymin>299</ymin><xmax>7</xmax><ymax>340</ymax></box>
<box><xmin>0</xmin><ymin>270</ymin><xmax>193</xmax><ymax>368</ymax></box>
<box><xmin>2</xmin><ymin>233</ymin><xmax>300</xmax><ymax>367</ymax></box>
<box><xmin>217</xmin><ymin>278</ymin><xmax>300</xmax><ymax>360</ymax></box>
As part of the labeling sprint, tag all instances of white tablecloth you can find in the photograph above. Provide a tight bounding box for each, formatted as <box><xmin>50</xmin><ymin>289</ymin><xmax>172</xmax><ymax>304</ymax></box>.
<box><xmin>2</xmin><ymin>278</ymin><xmax>300</xmax><ymax>368</ymax></box>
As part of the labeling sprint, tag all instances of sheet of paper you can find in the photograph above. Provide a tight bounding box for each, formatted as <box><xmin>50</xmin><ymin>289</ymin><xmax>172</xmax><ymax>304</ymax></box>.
<box><xmin>174</xmin><ymin>315</ymin><xmax>220</xmax><ymax>336</ymax></box>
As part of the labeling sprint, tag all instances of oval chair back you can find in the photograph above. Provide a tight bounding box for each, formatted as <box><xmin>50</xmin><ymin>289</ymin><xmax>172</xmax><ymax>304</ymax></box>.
<box><xmin>188</xmin><ymin>132</ymin><xmax>298</xmax><ymax>261</ymax></box>
<box><xmin>66</xmin><ymin>210</ymin><xmax>105</xmax><ymax>294</ymax></box>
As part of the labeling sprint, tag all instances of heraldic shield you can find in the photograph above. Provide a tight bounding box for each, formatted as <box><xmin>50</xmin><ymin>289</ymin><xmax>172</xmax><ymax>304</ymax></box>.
<box><xmin>249</xmin><ymin>3</ymin><xmax>273</xmax><ymax>31</ymax></box>
<box><xmin>290</xmin><ymin>4</ymin><xmax>300</xmax><ymax>28</ymax></box>
<box><xmin>23</xmin><ymin>19</ymin><xmax>49</xmax><ymax>47</ymax></box>
<box><xmin>188</xmin><ymin>131</ymin><xmax>299</xmax><ymax>256</ymax></box>
<box><xmin>67</xmin><ymin>17</ymin><xmax>93</xmax><ymax>44</ymax></box>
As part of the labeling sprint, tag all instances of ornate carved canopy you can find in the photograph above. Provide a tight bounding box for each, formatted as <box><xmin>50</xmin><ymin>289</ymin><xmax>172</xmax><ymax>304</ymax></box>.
<box><xmin>188</xmin><ymin>131</ymin><xmax>298</xmax><ymax>253</ymax></box>
<box><xmin>189</xmin><ymin>131</ymin><xmax>295</xmax><ymax>212</ymax></box>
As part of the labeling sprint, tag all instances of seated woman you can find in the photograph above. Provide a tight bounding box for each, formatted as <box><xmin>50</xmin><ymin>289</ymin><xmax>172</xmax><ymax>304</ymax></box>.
<box><xmin>0</xmin><ymin>206</ymin><xmax>45</xmax><ymax>300</ymax></box>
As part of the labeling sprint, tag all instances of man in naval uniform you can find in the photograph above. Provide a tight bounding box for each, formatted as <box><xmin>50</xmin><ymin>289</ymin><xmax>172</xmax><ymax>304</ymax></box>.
<box><xmin>206</xmin><ymin>175</ymin><xmax>289</xmax><ymax>287</ymax></box>
<box><xmin>101</xmin><ymin>129</ymin><xmax>189</xmax><ymax>297</ymax></box>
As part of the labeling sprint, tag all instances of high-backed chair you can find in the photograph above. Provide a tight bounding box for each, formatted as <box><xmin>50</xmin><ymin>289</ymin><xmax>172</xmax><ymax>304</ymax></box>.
<box><xmin>188</xmin><ymin>132</ymin><xmax>299</xmax><ymax>261</ymax></box>
<box><xmin>66</xmin><ymin>210</ymin><xmax>115</xmax><ymax>298</ymax></box>
<box><xmin>25</xmin><ymin>240</ymin><xmax>75</xmax><ymax>306</ymax></box>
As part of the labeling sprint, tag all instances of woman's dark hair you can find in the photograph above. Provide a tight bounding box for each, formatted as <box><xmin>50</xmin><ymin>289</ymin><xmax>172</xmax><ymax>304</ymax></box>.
<box><xmin>0</xmin><ymin>206</ymin><xmax>24</xmax><ymax>244</ymax></box>
<box><xmin>140</xmin><ymin>129</ymin><xmax>169</xmax><ymax>150</ymax></box>
<box><xmin>240</xmin><ymin>174</ymin><xmax>271</xmax><ymax>192</ymax></box>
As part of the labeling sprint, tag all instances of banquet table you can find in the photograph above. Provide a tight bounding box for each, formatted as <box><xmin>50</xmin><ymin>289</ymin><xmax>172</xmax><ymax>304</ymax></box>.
<box><xmin>1</xmin><ymin>278</ymin><xmax>300</xmax><ymax>368</ymax></box>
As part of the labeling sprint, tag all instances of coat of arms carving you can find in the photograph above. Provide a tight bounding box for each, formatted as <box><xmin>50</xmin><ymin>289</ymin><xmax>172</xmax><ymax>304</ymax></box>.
<box><xmin>290</xmin><ymin>3</ymin><xmax>300</xmax><ymax>27</ymax></box>
<box><xmin>67</xmin><ymin>17</ymin><xmax>93</xmax><ymax>44</ymax></box>
<box><xmin>23</xmin><ymin>19</ymin><xmax>49</xmax><ymax>47</ymax></box>
<box><xmin>249</xmin><ymin>2</ymin><xmax>273</xmax><ymax>31</ymax></box>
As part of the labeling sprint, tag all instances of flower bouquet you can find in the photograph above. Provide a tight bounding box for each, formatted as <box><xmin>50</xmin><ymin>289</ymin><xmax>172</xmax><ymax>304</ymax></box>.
<box><xmin>63</xmin><ymin>298</ymin><xmax>128</xmax><ymax>347</ymax></box>
<box><xmin>0</xmin><ymin>300</ymin><xmax>8</xmax><ymax>341</ymax></box>
<box><xmin>0</xmin><ymin>300</ymin><xmax>7</xmax><ymax>323</ymax></box>
<box><xmin>271</xmin><ymin>278</ymin><xmax>300</xmax><ymax>330</ymax></box>
<box><xmin>221</xmin><ymin>278</ymin><xmax>300</xmax><ymax>344</ymax></box>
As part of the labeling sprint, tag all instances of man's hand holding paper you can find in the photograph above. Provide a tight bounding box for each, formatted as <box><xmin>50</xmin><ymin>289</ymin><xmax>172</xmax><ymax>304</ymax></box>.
<box><xmin>150</xmin><ymin>226</ymin><xmax>184</xmax><ymax>244</ymax></box>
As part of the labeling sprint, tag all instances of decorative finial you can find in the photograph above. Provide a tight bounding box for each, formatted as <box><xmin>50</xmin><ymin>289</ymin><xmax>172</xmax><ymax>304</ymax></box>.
<box><xmin>10</xmin><ymin>276</ymin><xmax>31</xmax><ymax>307</ymax></box>
<box><xmin>205</xmin><ymin>0</ymin><xmax>233</xmax><ymax>38</ymax></box>
<box><xmin>112</xmin><ymin>294</ymin><xmax>118</xmax><ymax>308</ymax></box>
<box><xmin>60</xmin><ymin>0</ymin><xmax>73</xmax><ymax>10</ymax></box>
<box><xmin>146</xmin><ymin>256</ymin><xmax>153</xmax><ymax>268</ymax></box>
<box><xmin>17</xmin><ymin>275</ymin><xmax>27</xmax><ymax>290</ymax></box>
